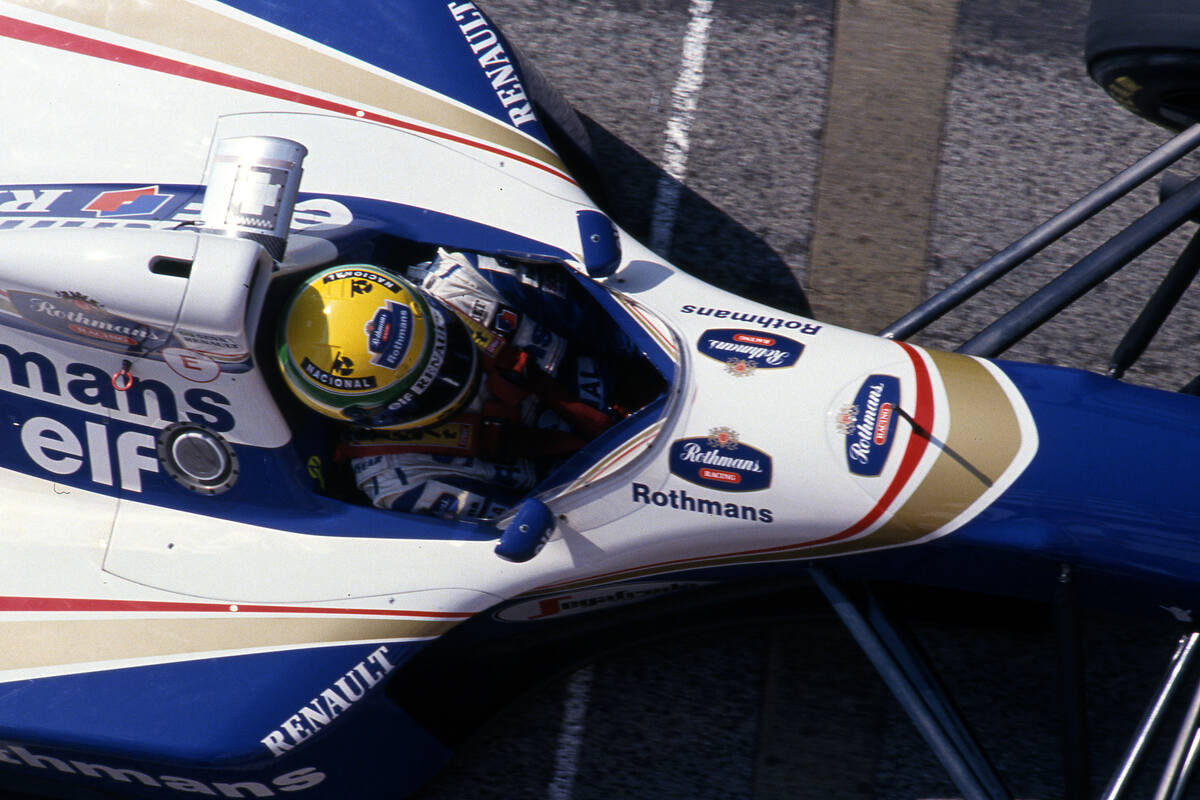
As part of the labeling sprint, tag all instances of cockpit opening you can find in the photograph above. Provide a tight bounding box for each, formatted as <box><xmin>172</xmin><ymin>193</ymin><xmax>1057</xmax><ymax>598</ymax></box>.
<box><xmin>257</xmin><ymin>235</ymin><xmax>670</xmax><ymax>526</ymax></box>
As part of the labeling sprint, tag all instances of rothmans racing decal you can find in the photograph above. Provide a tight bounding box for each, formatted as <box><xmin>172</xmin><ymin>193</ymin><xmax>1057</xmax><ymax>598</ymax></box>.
<box><xmin>0</xmin><ymin>289</ymin><xmax>254</xmax><ymax>375</ymax></box>
<box><xmin>9</xmin><ymin>290</ymin><xmax>173</xmax><ymax>353</ymax></box>
<box><xmin>366</xmin><ymin>301</ymin><xmax>415</xmax><ymax>370</ymax></box>
<box><xmin>697</xmin><ymin>328</ymin><xmax>804</xmax><ymax>375</ymax></box>
<box><xmin>540</xmin><ymin>343</ymin><xmax>1038</xmax><ymax>592</ymax></box>
<box><xmin>840</xmin><ymin>374</ymin><xmax>901</xmax><ymax>476</ymax></box>
<box><xmin>668</xmin><ymin>429</ymin><xmax>772</xmax><ymax>492</ymax></box>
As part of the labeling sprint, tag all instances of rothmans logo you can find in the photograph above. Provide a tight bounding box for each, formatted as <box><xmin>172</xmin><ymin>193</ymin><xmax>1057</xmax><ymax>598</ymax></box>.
<box><xmin>707</xmin><ymin>426</ymin><xmax>739</xmax><ymax>449</ymax></box>
<box><xmin>9</xmin><ymin>290</ymin><xmax>172</xmax><ymax>352</ymax></box>
<box><xmin>366</xmin><ymin>300</ymin><xmax>413</xmax><ymax>370</ymax></box>
<box><xmin>842</xmin><ymin>374</ymin><xmax>901</xmax><ymax>476</ymax></box>
<box><xmin>55</xmin><ymin>290</ymin><xmax>101</xmax><ymax>308</ymax></box>
<box><xmin>697</xmin><ymin>329</ymin><xmax>805</xmax><ymax>376</ymax></box>
<box><xmin>669</xmin><ymin>430</ymin><xmax>772</xmax><ymax>492</ymax></box>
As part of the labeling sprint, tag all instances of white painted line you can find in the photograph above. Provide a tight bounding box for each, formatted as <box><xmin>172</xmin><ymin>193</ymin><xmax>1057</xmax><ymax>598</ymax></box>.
<box><xmin>649</xmin><ymin>0</ymin><xmax>715</xmax><ymax>255</ymax></box>
<box><xmin>543</xmin><ymin>11</ymin><xmax>715</xmax><ymax>794</ymax></box>
<box><xmin>544</xmin><ymin>12</ymin><xmax>715</xmax><ymax>795</ymax></box>
<box><xmin>546</xmin><ymin>665</ymin><xmax>595</xmax><ymax>800</ymax></box>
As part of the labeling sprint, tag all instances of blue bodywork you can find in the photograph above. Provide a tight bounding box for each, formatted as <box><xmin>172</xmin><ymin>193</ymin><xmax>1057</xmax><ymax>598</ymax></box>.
<box><xmin>219</xmin><ymin>0</ymin><xmax>554</xmax><ymax>148</ymax></box>
<box><xmin>959</xmin><ymin>363</ymin><xmax>1200</xmax><ymax>606</ymax></box>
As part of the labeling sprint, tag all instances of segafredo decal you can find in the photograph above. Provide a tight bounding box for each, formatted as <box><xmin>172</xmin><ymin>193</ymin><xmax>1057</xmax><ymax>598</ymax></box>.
<box><xmin>668</xmin><ymin>428</ymin><xmax>772</xmax><ymax>492</ymax></box>
<box><xmin>838</xmin><ymin>375</ymin><xmax>901</xmax><ymax>476</ymax></box>
<box><xmin>496</xmin><ymin>581</ymin><xmax>709</xmax><ymax>622</ymax></box>
<box><xmin>697</xmin><ymin>329</ymin><xmax>804</xmax><ymax>376</ymax></box>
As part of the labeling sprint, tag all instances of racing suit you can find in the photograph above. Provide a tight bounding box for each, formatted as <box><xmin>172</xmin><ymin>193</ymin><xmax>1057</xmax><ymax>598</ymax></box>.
<box><xmin>344</xmin><ymin>250</ymin><xmax>613</xmax><ymax>520</ymax></box>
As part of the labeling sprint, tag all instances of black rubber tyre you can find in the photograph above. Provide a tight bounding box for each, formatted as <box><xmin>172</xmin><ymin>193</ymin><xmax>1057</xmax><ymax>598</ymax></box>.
<box><xmin>1086</xmin><ymin>0</ymin><xmax>1200</xmax><ymax>130</ymax></box>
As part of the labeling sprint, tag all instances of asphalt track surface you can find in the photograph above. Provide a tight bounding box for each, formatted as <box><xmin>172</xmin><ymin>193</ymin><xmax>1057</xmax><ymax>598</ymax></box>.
<box><xmin>411</xmin><ymin>1</ymin><xmax>1200</xmax><ymax>799</ymax></box>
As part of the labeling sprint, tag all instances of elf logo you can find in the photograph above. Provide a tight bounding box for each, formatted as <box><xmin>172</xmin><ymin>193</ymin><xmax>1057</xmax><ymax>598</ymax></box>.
<box><xmin>21</xmin><ymin>416</ymin><xmax>158</xmax><ymax>492</ymax></box>
<box><xmin>82</xmin><ymin>186</ymin><xmax>173</xmax><ymax>217</ymax></box>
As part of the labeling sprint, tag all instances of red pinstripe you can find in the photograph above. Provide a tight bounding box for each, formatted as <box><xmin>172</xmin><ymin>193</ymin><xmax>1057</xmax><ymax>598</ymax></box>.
<box><xmin>0</xmin><ymin>595</ymin><xmax>472</xmax><ymax>618</ymax></box>
<box><xmin>0</xmin><ymin>14</ymin><xmax>574</xmax><ymax>184</ymax></box>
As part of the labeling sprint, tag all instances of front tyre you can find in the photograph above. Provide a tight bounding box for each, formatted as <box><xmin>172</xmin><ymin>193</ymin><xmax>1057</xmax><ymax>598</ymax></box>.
<box><xmin>1087</xmin><ymin>0</ymin><xmax>1200</xmax><ymax>130</ymax></box>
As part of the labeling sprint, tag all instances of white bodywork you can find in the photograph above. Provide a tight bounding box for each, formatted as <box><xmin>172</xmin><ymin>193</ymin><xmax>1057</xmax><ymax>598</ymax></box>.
<box><xmin>0</xmin><ymin>0</ymin><xmax>1039</xmax><ymax>685</ymax></box>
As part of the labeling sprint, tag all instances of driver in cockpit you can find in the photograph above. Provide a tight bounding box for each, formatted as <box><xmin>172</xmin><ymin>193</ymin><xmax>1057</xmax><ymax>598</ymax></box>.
<box><xmin>275</xmin><ymin>250</ymin><xmax>619</xmax><ymax>521</ymax></box>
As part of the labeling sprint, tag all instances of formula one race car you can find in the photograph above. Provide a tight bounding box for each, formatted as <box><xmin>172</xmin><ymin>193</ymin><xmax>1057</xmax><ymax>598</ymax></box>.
<box><xmin>7</xmin><ymin>2</ymin><xmax>1200</xmax><ymax>799</ymax></box>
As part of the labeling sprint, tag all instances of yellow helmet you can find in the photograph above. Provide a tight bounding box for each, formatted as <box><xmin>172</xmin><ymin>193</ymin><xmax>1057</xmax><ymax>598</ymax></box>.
<box><xmin>277</xmin><ymin>265</ymin><xmax>479</xmax><ymax>429</ymax></box>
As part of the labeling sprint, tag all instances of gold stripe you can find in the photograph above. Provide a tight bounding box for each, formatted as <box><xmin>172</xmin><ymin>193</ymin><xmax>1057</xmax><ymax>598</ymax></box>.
<box><xmin>885</xmin><ymin>350</ymin><xmax>1021</xmax><ymax>529</ymax></box>
<box><xmin>12</xmin><ymin>0</ymin><xmax>565</xmax><ymax>171</ymax></box>
<box><xmin>0</xmin><ymin>616</ymin><xmax>459</xmax><ymax>671</ymax></box>
<box><xmin>929</xmin><ymin>351</ymin><xmax>1023</xmax><ymax>479</ymax></box>
<box><xmin>797</xmin><ymin>350</ymin><xmax>1023</xmax><ymax>554</ymax></box>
